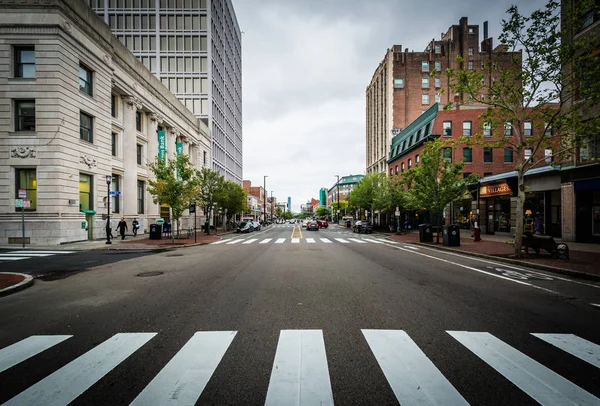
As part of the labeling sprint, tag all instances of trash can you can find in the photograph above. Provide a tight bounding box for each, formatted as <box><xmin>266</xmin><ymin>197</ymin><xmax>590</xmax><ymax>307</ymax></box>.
<box><xmin>149</xmin><ymin>224</ymin><xmax>162</xmax><ymax>240</ymax></box>
<box><xmin>419</xmin><ymin>224</ymin><xmax>433</xmax><ymax>242</ymax></box>
<box><xmin>443</xmin><ymin>224</ymin><xmax>460</xmax><ymax>246</ymax></box>
<box><xmin>346</xmin><ymin>220</ymin><xmax>351</xmax><ymax>228</ymax></box>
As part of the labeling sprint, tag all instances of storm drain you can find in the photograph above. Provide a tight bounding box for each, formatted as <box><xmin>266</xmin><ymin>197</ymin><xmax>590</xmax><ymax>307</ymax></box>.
<box><xmin>136</xmin><ymin>271</ymin><xmax>164</xmax><ymax>277</ymax></box>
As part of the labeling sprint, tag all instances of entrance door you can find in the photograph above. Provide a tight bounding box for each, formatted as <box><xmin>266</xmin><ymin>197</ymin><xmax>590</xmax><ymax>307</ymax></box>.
<box><xmin>86</xmin><ymin>214</ymin><xmax>94</xmax><ymax>240</ymax></box>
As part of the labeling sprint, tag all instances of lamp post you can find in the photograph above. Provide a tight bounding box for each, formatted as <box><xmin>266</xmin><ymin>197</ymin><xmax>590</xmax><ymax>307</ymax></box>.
<box><xmin>105</xmin><ymin>175</ymin><xmax>112</xmax><ymax>244</ymax></box>
<box><xmin>335</xmin><ymin>175</ymin><xmax>340</xmax><ymax>223</ymax></box>
<box><xmin>263</xmin><ymin>175</ymin><xmax>268</xmax><ymax>223</ymax></box>
<box><xmin>270</xmin><ymin>190</ymin><xmax>274</xmax><ymax>222</ymax></box>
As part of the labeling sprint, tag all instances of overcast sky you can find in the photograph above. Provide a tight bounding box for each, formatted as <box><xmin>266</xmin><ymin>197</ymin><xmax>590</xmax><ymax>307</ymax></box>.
<box><xmin>232</xmin><ymin>0</ymin><xmax>547</xmax><ymax>213</ymax></box>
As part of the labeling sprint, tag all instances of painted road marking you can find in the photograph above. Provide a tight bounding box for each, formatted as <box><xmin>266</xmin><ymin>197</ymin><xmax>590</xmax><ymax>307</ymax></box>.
<box><xmin>265</xmin><ymin>330</ymin><xmax>334</xmax><ymax>406</ymax></box>
<box><xmin>348</xmin><ymin>238</ymin><xmax>366</xmax><ymax>244</ymax></box>
<box><xmin>334</xmin><ymin>238</ymin><xmax>350</xmax><ymax>244</ymax></box>
<box><xmin>0</xmin><ymin>257</ymin><xmax>31</xmax><ymax>261</ymax></box>
<box><xmin>377</xmin><ymin>239</ymin><xmax>397</xmax><ymax>244</ymax></box>
<box><xmin>306</xmin><ymin>238</ymin><xmax>316</xmax><ymax>243</ymax></box>
<box><xmin>226</xmin><ymin>239</ymin><xmax>244</xmax><ymax>244</ymax></box>
<box><xmin>4</xmin><ymin>333</ymin><xmax>156</xmax><ymax>406</ymax></box>
<box><xmin>363</xmin><ymin>238</ymin><xmax>384</xmax><ymax>244</ymax></box>
<box><xmin>319</xmin><ymin>238</ymin><xmax>332</xmax><ymax>244</ymax></box>
<box><xmin>404</xmin><ymin>245</ymin><xmax>420</xmax><ymax>250</ymax></box>
<box><xmin>242</xmin><ymin>239</ymin><xmax>258</xmax><ymax>244</ymax></box>
<box><xmin>5</xmin><ymin>251</ymin><xmax>75</xmax><ymax>254</ymax></box>
<box><xmin>0</xmin><ymin>253</ymin><xmax>55</xmax><ymax>257</ymax></box>
<box><xmin>363</xmin><ymin>330</ymin><xmax>468</xmax><ymax>405</ymax></box>
<box><xmin>260</xmin><ymin>238</ymin><xmax>272</xmax><ymax>244</ymax></box>
<box><xmin>532</xmin><ymin>334</ymin><xmax>600</xmax><ymax>369</ymax></box>
<box><xmin>291</xmin><ymin>238</ymin><xmax>300</xmax><ymax>243</ymax></box>
<box><xmin>448</xmin><ymin>331</ymin><xmax>600</xmax><ymax>406</ymax></box>
<box><xmin>0</xmin><ymin>335</ymin><xmax>72</xmax><ymax>374</ymax></box>
<box><xmin>131</xmin><ymin>331</ymin><xmax>236</xmax><ymax>406</ymax></box>
<box><xmin>275</xmin><ymin>238</ymin><xmax>286</xmax><ymax>244</ymax></box>
<box><xmin>210</xmin><ymin>239</ymin><xmax>230</xmax><ymax>245</ymax></box>
<box><xmin>592</xmin><ymin>303</ymin><xmax>600</xmax><ymax>308</ymax></box>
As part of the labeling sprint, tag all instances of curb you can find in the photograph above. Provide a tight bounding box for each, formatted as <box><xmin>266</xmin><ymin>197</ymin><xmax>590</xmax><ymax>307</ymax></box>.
<box><xmin>385</xmin><ymin>237</ymin><xmax>600</xmax><ymax>282</ymax></box>
<box><xmin>0</xmin><ymin>273</ymin><xmax>34</xmax><ymax>297</ymax></box>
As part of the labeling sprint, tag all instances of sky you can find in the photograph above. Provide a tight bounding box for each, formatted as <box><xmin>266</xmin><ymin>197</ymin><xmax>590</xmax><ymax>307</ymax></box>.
<box><xmin>232</xmin><ymin>0</ymin><xmax>547</xmax><ymax>213</ymax></box>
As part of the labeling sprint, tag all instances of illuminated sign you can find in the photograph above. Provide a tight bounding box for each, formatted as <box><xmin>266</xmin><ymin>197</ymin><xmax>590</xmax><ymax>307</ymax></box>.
<box><xmin>480</xmin><ymin>182</ymin><xmax>512</xmax><ymax>197</ymax></box>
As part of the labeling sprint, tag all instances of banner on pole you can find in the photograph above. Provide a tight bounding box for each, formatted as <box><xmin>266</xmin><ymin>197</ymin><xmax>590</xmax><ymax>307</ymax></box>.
<box><xmin>158</xmin><ymin>130</ymin><xmax>166</xmax><ymax>160</ymax></box>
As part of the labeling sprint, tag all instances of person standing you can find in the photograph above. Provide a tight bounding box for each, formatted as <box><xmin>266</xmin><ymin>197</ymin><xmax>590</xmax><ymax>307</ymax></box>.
<box><xmin>132</xmin><ymin>218</ymin><xmax>140</xmax><ymax>236</ymax></box>
<box><xmin>116</xmin><ymin>217</ymin><xmax>128</xmax><ymax>240</ymax></box>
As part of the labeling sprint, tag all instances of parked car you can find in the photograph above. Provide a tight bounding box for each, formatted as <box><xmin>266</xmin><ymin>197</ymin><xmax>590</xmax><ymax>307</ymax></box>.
<box><xmin>301</xmin><ymin>220</ymin><xmax>307</xmax><ymax>228</ymax></box>
<box><xmin>317</xmin><ymin>220</ymin><xmax>328</xmax><ymax>229</ymax></box>
<box><xmin>306</xmin><ymin>221</ymin><xmax>319</xmax><ymax>231</ymax></box>
<box><xmin>236</xmin><ymin>221</ymin><xmax>252</xmax><ymax>233</ymax></box>
<box><xmin>250</xmin><ymin>221</ymin><xmax>261</xmax><ymax>231</ymax></box>
<box><xmin>353</xmin><ymin>220</ymin><xmax>373</xmax><ymax>234</ymax></box>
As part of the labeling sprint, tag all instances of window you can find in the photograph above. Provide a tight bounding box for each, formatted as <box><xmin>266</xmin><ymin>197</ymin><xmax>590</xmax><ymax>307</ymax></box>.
<box><xmin>434</xmin><ymin>77</ymin><xmax>441</xmax><ymax>88</ymax></box>
<box><xmin>545</xmin><ymin>148</ymin><xmax>553</xmax><ymax>163</ymax></box>
<box><xmin>544</xmin><ymin>123</ymin><xmax>553</xmax><ymax>137</ymax></box>
<box><xmin>80</xmin><ymin>112</ymin><xmax>93</xmax><ymax>143</ymax></box>
<box><xmin>443</xmin><ymin>121</ymin><xmax>452</xmax><ymax>136</ymax></box>
<box><xmin>137</xmin><ymin>180</ymin><xmax>145</xmax><ymax>214</ymax></box>
<box><xmin>79</xmin><ymin>173</ymin><xmax>93</xmax><ymax>211</ymax></box>
<box><xmin>14</xmin><ymin>46</ymin><xmax>35</xmax><ymax>78</ymax></box>
<box><xmin>136</xmin><ymin>143</ymin><xmax>143</xmax><ymax>165</ymax></box>
<box><xmin>111</xmin><ymin>94</ymin><xmax>117</xmax><ymax>118</ymax></box>
<box><xmin>504</xmin><ymin>122</ymin><xmax>512</xmax><ymax>136</ymax></box>
<box><xmin>463</xmin><ymin>121</ymin><xmax>472</xmax><ymax>136</ymax></box>
<box><xmin>393</xmin><ymin>78</ymin><xmax>404</xmax><ymax>88</ymax></box>
<box><xmin>435</xmin><ymin>93</ymin><xmax>441</xmax><ymax>103</ymax></box>
<box><xmin>435</xmin><ymin>61</ymin><xmax>441</xmax><ymax>71</ymax></box>
<box><xmin>15</xmin><ymin>169</ymin><xmax>36</xmax><ymax>211</ymax></box>
<box><xmin>468</xmin><ymin>47</ymin><xmax>474</xmax><ymax>56</ymax></box>
<box><xmin>525</xmin><ymin>148</ymin><xmax>533</xmax><ymax>162</ymax></box>
<box><xmin>463</xmin><ymin>147</ymin><xmax>472</xmax><ymax>163</ymax></box>
<box><xmin>79</xmin><ymin>63</ymin><xmax>93</xmax><ymax>96</ymax></box>
<box><xmin>422</xmin><ymin>61</ymin><xmax>429</xmax><ymax>72</ymax></box>
<box><xmin>484</xmin><ymin>172</ymin><xmax>493</xmax><ymax>177</ymax></box>
<box><xmin>468</xmin><ymin>61</ymin><xmax>474</xmax><ymax>70</ymax></box>
<box><xmin>203</xmin><ymin>150</ymin><xmax>207</xmax><ymax>166</ymax></box>
<box><xmin>111</xmin><ymin>132</ymin><xmax>118</xmax><ymax>156</ymax></box>
<box><xmin>408</xmin><ymin>158</ymin><xmax>412</xmax><ymax>169</ymax></box>
<box><xmin>484</xmin><ymin>147</ymin><xmax>493</xmax><ymax>163</ymax></box>
<box><xmin>409</xmin><ymin>135</ymin><xmax>414</xmax><ymax>146</ymax></box>
<box><xmin>395</xmin><ymin>165</ymin><xmax>398</xmax><ymax>175</ymax></box>
<box><xmin>422</xmin><ymin>77</ymin><xmax>429</xmax><ymax>88</ymax></box>
<box><xmin>15</xmin><ymin>100</ymin><xmax>35</xmax><ymax>131</ymax></box>
<box><xmin>136</xmin><ymin>111</ymin><xmax>142</xmax><ymax>131</ymax></box>
<box><xmin>421</xmin><ymin>94</ymin><xmax>429</xmax><ymax>105</ymax></box>
<box><xmin>468</xmin><ymin>27</ymin><xmax>474</xmax><ymax>34</ymax></box>
<box><xmin>504</xmin><ymin>148</ymin><xmax>513</xmax><ymax>163</ymax></box>
<box><xmin>401</xmin><ymin>162</ymin><xmax>405</xmax><ymax>172</ymax></box>
<box><xmin>443</xmin><ymin>148</ymin><xmax>452</xmax><ymax>162</ymax></box>
<box><xmin>111</xmin><ymin>175</ymin><xmax>120</xmax><ymax>213</ymax></box>
<box><xmin>434</xmin><ymin>44</ymin><xmax>441</xmax><ymax>53</ymax></box>
<box><xmin>524</xmin><ymin>121</ymin><xmax>532</xmax><ymax>137</ymax></box>
<box><xmin>416</xmin><ymin>154</ymin><xmax>420</xmax><ymax>164</ymax></box>
<box><xmin>483</xmin><ymin>122</ymin><xmax>492</xmax><ymax>137</ymax></box>
<box><xmin>463</xmin><ymin>172</ymin><xmax>472</xmax><ymax>179</ymax></box>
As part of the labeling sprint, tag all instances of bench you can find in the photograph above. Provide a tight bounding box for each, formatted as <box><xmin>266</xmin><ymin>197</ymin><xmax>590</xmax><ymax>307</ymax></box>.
<box><xmin>522</xmin><ymin>232</ymin><xmax>569</xmax><ymax>259</ymax></box>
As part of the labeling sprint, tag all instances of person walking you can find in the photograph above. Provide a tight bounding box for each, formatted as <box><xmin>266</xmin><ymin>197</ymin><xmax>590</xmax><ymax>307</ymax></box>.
<box><xmin>116</xmin><ymin>217</ymin><xmax>128</xmax><ymax>240</ymax></box>
<box><xmin>132</xmin><ymin>218</ymin><xmax>140</xmax><ymax>236</ymax></box>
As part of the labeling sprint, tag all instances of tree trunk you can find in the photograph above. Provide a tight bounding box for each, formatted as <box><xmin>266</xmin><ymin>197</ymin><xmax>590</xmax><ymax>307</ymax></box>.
<box><xmin>514</xmin><ymin>170</ymin><xmax>526</xmax><ymax>257</ymax></box>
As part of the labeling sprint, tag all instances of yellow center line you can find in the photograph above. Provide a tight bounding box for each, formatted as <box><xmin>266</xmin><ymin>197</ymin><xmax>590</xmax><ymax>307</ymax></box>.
<box><xmin>290</xmin><ymin>225</ymin><xmax>303</xmax><ymax>239</ymax></box>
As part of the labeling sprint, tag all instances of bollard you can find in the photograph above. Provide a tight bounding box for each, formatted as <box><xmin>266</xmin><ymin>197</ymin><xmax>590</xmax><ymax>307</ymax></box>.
<box><xmin>473</xmin><ymin>226</ymin><xmax>481</xmax><ymax>242</ymax></box>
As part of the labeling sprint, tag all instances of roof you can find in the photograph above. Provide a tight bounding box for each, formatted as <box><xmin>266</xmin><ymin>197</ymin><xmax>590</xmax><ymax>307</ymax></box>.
<box><xmin>328</xmin><ymin>174</ymin><xmax>365</xmax><ymax>193</ymax></box>
<box><xmin>388</xmin><ymin>103</ymin><xmax>439</xmax><ymax>164</ymax></box>
<box><xmin>479</xmin><ymin>165</ymin><xmax>561</xmax><ymax>184</ymax></box>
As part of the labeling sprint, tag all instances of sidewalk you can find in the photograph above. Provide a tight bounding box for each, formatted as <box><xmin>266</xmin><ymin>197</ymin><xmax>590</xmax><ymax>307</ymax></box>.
<box><xmin>386</xmin><ymin>229</ymin><xmax>600</xmax><ymax>281</ymax></box>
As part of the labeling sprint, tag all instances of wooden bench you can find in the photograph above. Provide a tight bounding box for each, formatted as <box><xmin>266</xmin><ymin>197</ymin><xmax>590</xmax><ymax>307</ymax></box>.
<box><xmin>522</xmin><ymin>232</ymin><xmax>569</xmax><ymax>259</ymax></box>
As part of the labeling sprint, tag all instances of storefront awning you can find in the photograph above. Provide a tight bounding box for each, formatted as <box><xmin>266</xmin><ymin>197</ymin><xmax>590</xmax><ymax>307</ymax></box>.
<box><xmin>479</xmin><ymin>165</ymin><xmax>561</xmax><ymax>184</ymax></box>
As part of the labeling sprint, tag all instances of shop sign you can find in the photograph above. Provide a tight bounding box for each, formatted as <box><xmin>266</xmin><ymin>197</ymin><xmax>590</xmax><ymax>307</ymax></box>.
<box><xmin>480</xmin><ymin>182</ymin><xmax>511</xmax><ymax>197</ymax></box>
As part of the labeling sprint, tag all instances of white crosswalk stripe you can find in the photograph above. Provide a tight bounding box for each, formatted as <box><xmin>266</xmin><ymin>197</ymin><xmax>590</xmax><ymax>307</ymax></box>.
<box><xmin>291</xmin><ymin>238</ymin><xmax>300</xmax><ymax>243</ymax></box>
<box><xmin>242</xmin><ymin>239</ymin><xmax>258</xmax><ymax>244</ymax></box>
<box><xmin>210</xmin><ymin>239</ymin><xmax>230</xmax><ymax>245</ymax></box>
<box><xmin>0</xmin><ymin>251</ymin><xmax>75</xmax><ymax>262</ymax></box>
<box><xmin>348</xmin><ymin>238</ymin><xmax>367</xmax><ymax>244</ymax></box>
<box><xmin>306</xmin><ymin>238</ymin><xmax>316</xmax><ymax>243</ymax></box>
<box><xmin>131</xmin><ymin>331</ymin><xmax>236</xmax><ymax>405</ymax></box>
<box><xmin>1</xmin><ymin>330</ymin><xmax>599</xmax><ymax>405</ymax></box>
<box><xmin>260</xmin><ymin>238</ymin><xmax>272</xmax><ymax>244</ymax></box>
<box><xmin>226</xmin><ymin>239</ymin><xmax>244</xmax><ymax>244</ymax></box>
<box><xmin>320</xmin><ymin>238</ymin><xmax>332</xmax><ymax>243</ymax></box>
<box><xmin>448</xmin><ymin>331</ymin><xmax>600</xmax><ymax>405</ymax></box>
<box><xmin>334</xmin><ymin>238</ymin><xmax>350</xmax><ymax>244</ymax></box>
<box><xmin>275</xmin><ymin>238</ymin><xmax>286</xmax><ymax>244</ymax></box>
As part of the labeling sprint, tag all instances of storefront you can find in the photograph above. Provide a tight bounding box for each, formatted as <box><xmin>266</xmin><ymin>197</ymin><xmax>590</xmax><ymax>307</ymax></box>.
<box><xmin>479</xmin><ymin>182</ymin><xmax>513</xmax><ymax>235</ymax></box>
<box><xmin>562</xmin><ymin>163</ymin><xmax>600</xmax><ymax>243</ymax></box>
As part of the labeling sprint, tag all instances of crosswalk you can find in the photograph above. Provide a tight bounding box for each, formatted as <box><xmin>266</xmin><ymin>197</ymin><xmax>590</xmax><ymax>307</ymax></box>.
<box><xmin>0</xmin><ymin>250</ymin><xmax>75</xmax><ymax>262</ymax></box>
<box><xmin>212</xmin><ymin>237</ymin><xmax>393</xmax><ymax>246</ymax></box>
<box><xmin>1</xmin><ymin>330</ymin><xmax>598</xmax><ymax>405</ymax></box>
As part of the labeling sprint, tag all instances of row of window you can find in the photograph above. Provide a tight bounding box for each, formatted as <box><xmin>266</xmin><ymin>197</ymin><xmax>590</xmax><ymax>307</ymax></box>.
<box><xmin>107</xmin><ymin>14</ymin><xmax>207</xmax><ymax>31</ymax></box>
<box><xmin>15</xmin><ymin>168</ymin><xmax>146</xmax><ymax>214</ymax></box>
<box><xmin>390</xmin><ymin>155</ymin><xmax>421</xmax><ymax>175</ymax></box>
<box><xmin>91</xmin><ymin>0</ymin><xmax>207</xmax><ymax>8</ymax></box>
<box><xmin>443</xmin><ymin>120</ymin><xmax>552</xmax><ymax>137</ymax></box>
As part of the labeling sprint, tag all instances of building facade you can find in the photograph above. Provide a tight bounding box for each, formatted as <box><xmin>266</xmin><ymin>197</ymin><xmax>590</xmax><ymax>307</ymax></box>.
<box><xmin>89</xmin><ymin>0</ymin><xmax>243</xmax><ymax>183</ymax></box>
<box><xmin>327</xmin><ymin>175</ymin><xmax>365</xmax><ymax>217</ymax></box>
<box><xmin>366</xmin><ymin>17</ymin><xmax>521</xmax><ymax>174</ymax></box>
<box><xmin>0</xmin><ymin>0</ymin><xmax>211</xmax><ymax>245</ymax></box>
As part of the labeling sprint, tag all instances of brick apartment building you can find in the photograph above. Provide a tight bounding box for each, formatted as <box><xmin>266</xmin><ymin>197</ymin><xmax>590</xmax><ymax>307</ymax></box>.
<box><xmin>243</xmin><ymin>180</ymin><xmax>269</xmax><ymax>220</ymax></box>
<box><xmin>366</xmin><ymin>17</ymin><xmax>521</xmax><ymax>174</ymax></box>
<box><xmin>388</xmin><ymin>103</ymin><xmax>561</xmax><ymax>237</ymax></box>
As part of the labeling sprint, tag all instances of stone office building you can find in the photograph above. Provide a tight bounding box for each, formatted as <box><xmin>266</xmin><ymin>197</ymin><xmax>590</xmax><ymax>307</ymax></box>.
<box><xmin>0</xmin><ymin>0</ymin><xmax>211</xmax><ymax>245</ymax></box>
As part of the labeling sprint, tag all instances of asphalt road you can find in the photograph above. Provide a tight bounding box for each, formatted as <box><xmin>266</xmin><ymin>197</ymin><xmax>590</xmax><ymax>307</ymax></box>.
<box><xmin>0</xmin><ymin>223</ymin><xmax>599</xmax><ymax>405</ymax></box>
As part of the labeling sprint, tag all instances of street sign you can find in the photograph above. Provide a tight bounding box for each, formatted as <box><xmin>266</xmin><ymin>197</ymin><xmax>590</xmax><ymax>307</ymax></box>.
<box><xmin>189</xmin><ymin>203</ymin><xmax>196</xmax><ymax>213</ymax></box>
<box><xmin>22</xmin><ymin>200</ymin><xmax>30</xmax><ymax>208</ymax></box>
<box><xmin>395</xmin><ymin>211</ymin><xmax>400</xmax><ymax>217</ymax></box>
<box><xmin>15</xmin><ymin>199</ymin><xmax>23</xmax><ymax>208</ymax></box>
<box><xmin>109</xmin><ymin>191</ymin><xmax>121</xmax><ymax>195</ymax></box>
<box><xmin>18</xmin><ymin>189</ymin><xmax>27</xmax><ymax>199</ymax></box>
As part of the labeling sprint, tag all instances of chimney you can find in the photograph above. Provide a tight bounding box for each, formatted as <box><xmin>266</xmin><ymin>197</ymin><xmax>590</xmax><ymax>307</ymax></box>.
<box><xmin>483</xmin><ymin>21</ymin><xmax>488</xmax><ymax>39</ymax></box>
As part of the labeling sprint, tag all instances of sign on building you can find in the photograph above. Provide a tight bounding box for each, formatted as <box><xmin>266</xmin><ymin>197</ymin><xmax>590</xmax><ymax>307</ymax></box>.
<box><xmin>157</xmin><ymin>130</ymin><xmax>166</xmax><ymax>160</ymax></box>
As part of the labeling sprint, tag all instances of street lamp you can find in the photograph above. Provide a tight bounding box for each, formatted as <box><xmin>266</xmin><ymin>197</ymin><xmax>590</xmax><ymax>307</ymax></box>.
<box><xmin>263</xmin><ymin>175</ymin><xmax>268</xmax><ymax>223</ymax></box>
<box><xmin>270</xmin><ymin>190</ymin><xmax>274</xmax><ymax>222</ymax></box>
<box><xmin>335</xmin><ymin>175</ymin><xmax>340</xmax><ymax>223</ymax></box>
<box><xmin>105</xmin><ymin>175</ymin><xmax>112</xmax><ymax>244</ymax></box>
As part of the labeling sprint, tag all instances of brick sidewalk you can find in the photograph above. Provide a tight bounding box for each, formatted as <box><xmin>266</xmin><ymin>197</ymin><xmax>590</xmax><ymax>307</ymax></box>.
<box><xmin>0</xmin><ymin>273</ymin><xmax>24</xmax><ymax>290</ymax></box>
<box><xmin>387</xmin><ymin>232</ymin><xmax>600</xmax><ymax>279</ymax></box>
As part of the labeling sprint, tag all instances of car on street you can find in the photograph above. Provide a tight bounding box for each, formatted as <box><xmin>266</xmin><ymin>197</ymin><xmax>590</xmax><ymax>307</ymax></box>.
<box><xmin>236</xmin><ymin>221</ymin><xmax>252</xmax><ymax>233</ymax></box>
<box><xmin>317</xmin><ymin>220</ymin><xmax>328</xmax><ymax>229</ymax></box>
<box><xmin>306</xmin><ymin>221</ymin><xmax>319</xmax><ymax>231</ymax></box>
<box><xmin>250</xmin><ymin>221</ymin><xmax>261</xmax><ymax>231</ymax></box>
<box><xmin>353</xmin><ymin>220</ymin><xmax>373</xmax><ymax>234</ymax></box>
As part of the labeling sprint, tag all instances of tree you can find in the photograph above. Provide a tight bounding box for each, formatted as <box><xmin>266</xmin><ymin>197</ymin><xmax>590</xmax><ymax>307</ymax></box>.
<box><xmin>196</xmin><ymin>167</ymin><xmax>224</xmax><ymax>234</ymax></box>
<box><xmin>444</xmin><ymin>0</ymin><xmax>600</xmax><ymax>255</ymax></box>
<box><xmin>347</xmin><ymin>172</ymin><xmax>388</xmax><ymax>220</ymax></box>
<box><xmin>315</xmin><ymin>206</ymin><xmax>329</xmax><ymax>217</ymax></box>
<box><xmin>215</xmin><ymin>180</ymin><xmax>247</xmax><ymax>224</ymax></box>
<box><xmin>147</xmin><ymin>154</ymin><xmax>199</xmax><ymax>243</ymax></box>
<box><xmin>330</xmin><ymin>200</ymin><xmax>348</xmax><ymax>215</ymax></box>
<box><xmin>403</xmin><ymin>140</ymin><xmax>477</xmax><ymax>243</ymax></box>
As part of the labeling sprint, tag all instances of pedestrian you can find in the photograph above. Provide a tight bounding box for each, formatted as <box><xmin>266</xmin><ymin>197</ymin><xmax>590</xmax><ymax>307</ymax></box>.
<box><xmin>132</xmin><ymin>218</ymin><xmax>140</xmax><ymax>236</ymax></box>
<box><xmin>106</xmin><ymin>218</ymin><xmax>114</xmax><ymax>240</ymax></box>
<box><xmin>116</xmin><ymin>217</ymin><xmax>128</xmax><ymax>240</ymax></box>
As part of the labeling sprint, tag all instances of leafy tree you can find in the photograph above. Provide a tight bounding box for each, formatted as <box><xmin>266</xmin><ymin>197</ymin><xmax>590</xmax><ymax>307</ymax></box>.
<box><xmin>315</xmin><ymin>206</ymin><xmax>329</xmax><ymax>217</ymax></box>
<box><xmin>282</xmin><ymin>211</ymin><xmax>293</xmax><ymax>220</ymax></box>
<box><xmin>196</xmin><ymin>167</ymin><xmax>224</xmax><ymax>234</ymax></box>
<box><xmin>403</xmin><ymin>140</ymin><xmax>477</xmax><ymax>243</ymax></box>
<box><xmin>444</xmin><ymin>0</ymin><xmax>600</xmax><ymax>255</ymax></box>
<box><xmin>215</xmin><ymin>180</ymin><xmax>247</xmax><ymax>223</ymax></box>
<box><xmin>330</xmin><ymin>200</ymin><xmax>348</xmax><ymax>215</ymax></box>
<box><xmin>147</xmin><ymin>154</ymin><xmax>199</xmax><ymax>243</ymax></box>
<box><xmin>347</xmin><ymin>173</ymin><xmax>388</xmax><ymax>219</ymax></box>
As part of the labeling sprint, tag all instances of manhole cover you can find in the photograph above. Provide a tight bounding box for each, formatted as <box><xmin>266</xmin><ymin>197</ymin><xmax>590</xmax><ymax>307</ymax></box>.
<box><xmin>165</xmin><ymin>253</ymin><xmax>184</xmax><ymax>257</ymax></box>
<box><xmin>136</xmin><ymin>271</ymin><xmax>164</xmax><ymax>277</ymax></box>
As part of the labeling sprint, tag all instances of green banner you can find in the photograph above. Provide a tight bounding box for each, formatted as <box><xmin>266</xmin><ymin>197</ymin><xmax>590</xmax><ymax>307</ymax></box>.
<box><xmin>176</xmin><ymin>141</ymin><xmax>183</xmax><ymax>156</ymax></box>
<box><xmin>157</xmin><ymin>130</ymin><xmax>166</xmax><ymax>160</ymax></box>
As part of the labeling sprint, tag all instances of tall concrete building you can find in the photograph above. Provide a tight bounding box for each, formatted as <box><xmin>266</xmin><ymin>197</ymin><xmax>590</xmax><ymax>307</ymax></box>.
<box><xmin>366</xmin><ymin>17</ymin><xmax>520</xmax><ymax>174</ymax></box>
<box><xmin>89</xmin><ymin>0</ymin><xmax>243</xmax><ymax>183</ymax></box>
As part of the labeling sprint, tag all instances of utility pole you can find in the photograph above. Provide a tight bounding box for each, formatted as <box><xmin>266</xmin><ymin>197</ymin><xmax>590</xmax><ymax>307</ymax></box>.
<box><xmin>263</xmin><ymin>175</ymin><xmax>268</xmax><ymax>223</ymax></box>
<box><xmin>335</xmin><ymin>175</ymin><xmax>340</xmax><ymax>223</ymax></box>
<box><xmin>270</xmin><ymin>190</ymin><xmax>273</xmax><ymax>221</ymax></box>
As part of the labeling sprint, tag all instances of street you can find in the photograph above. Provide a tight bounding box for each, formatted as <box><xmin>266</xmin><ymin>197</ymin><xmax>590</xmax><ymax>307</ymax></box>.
<box><xmin>0</xmin><ymin>224</ymin><xmax>599</xmax><ymax>405</ymax></box>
